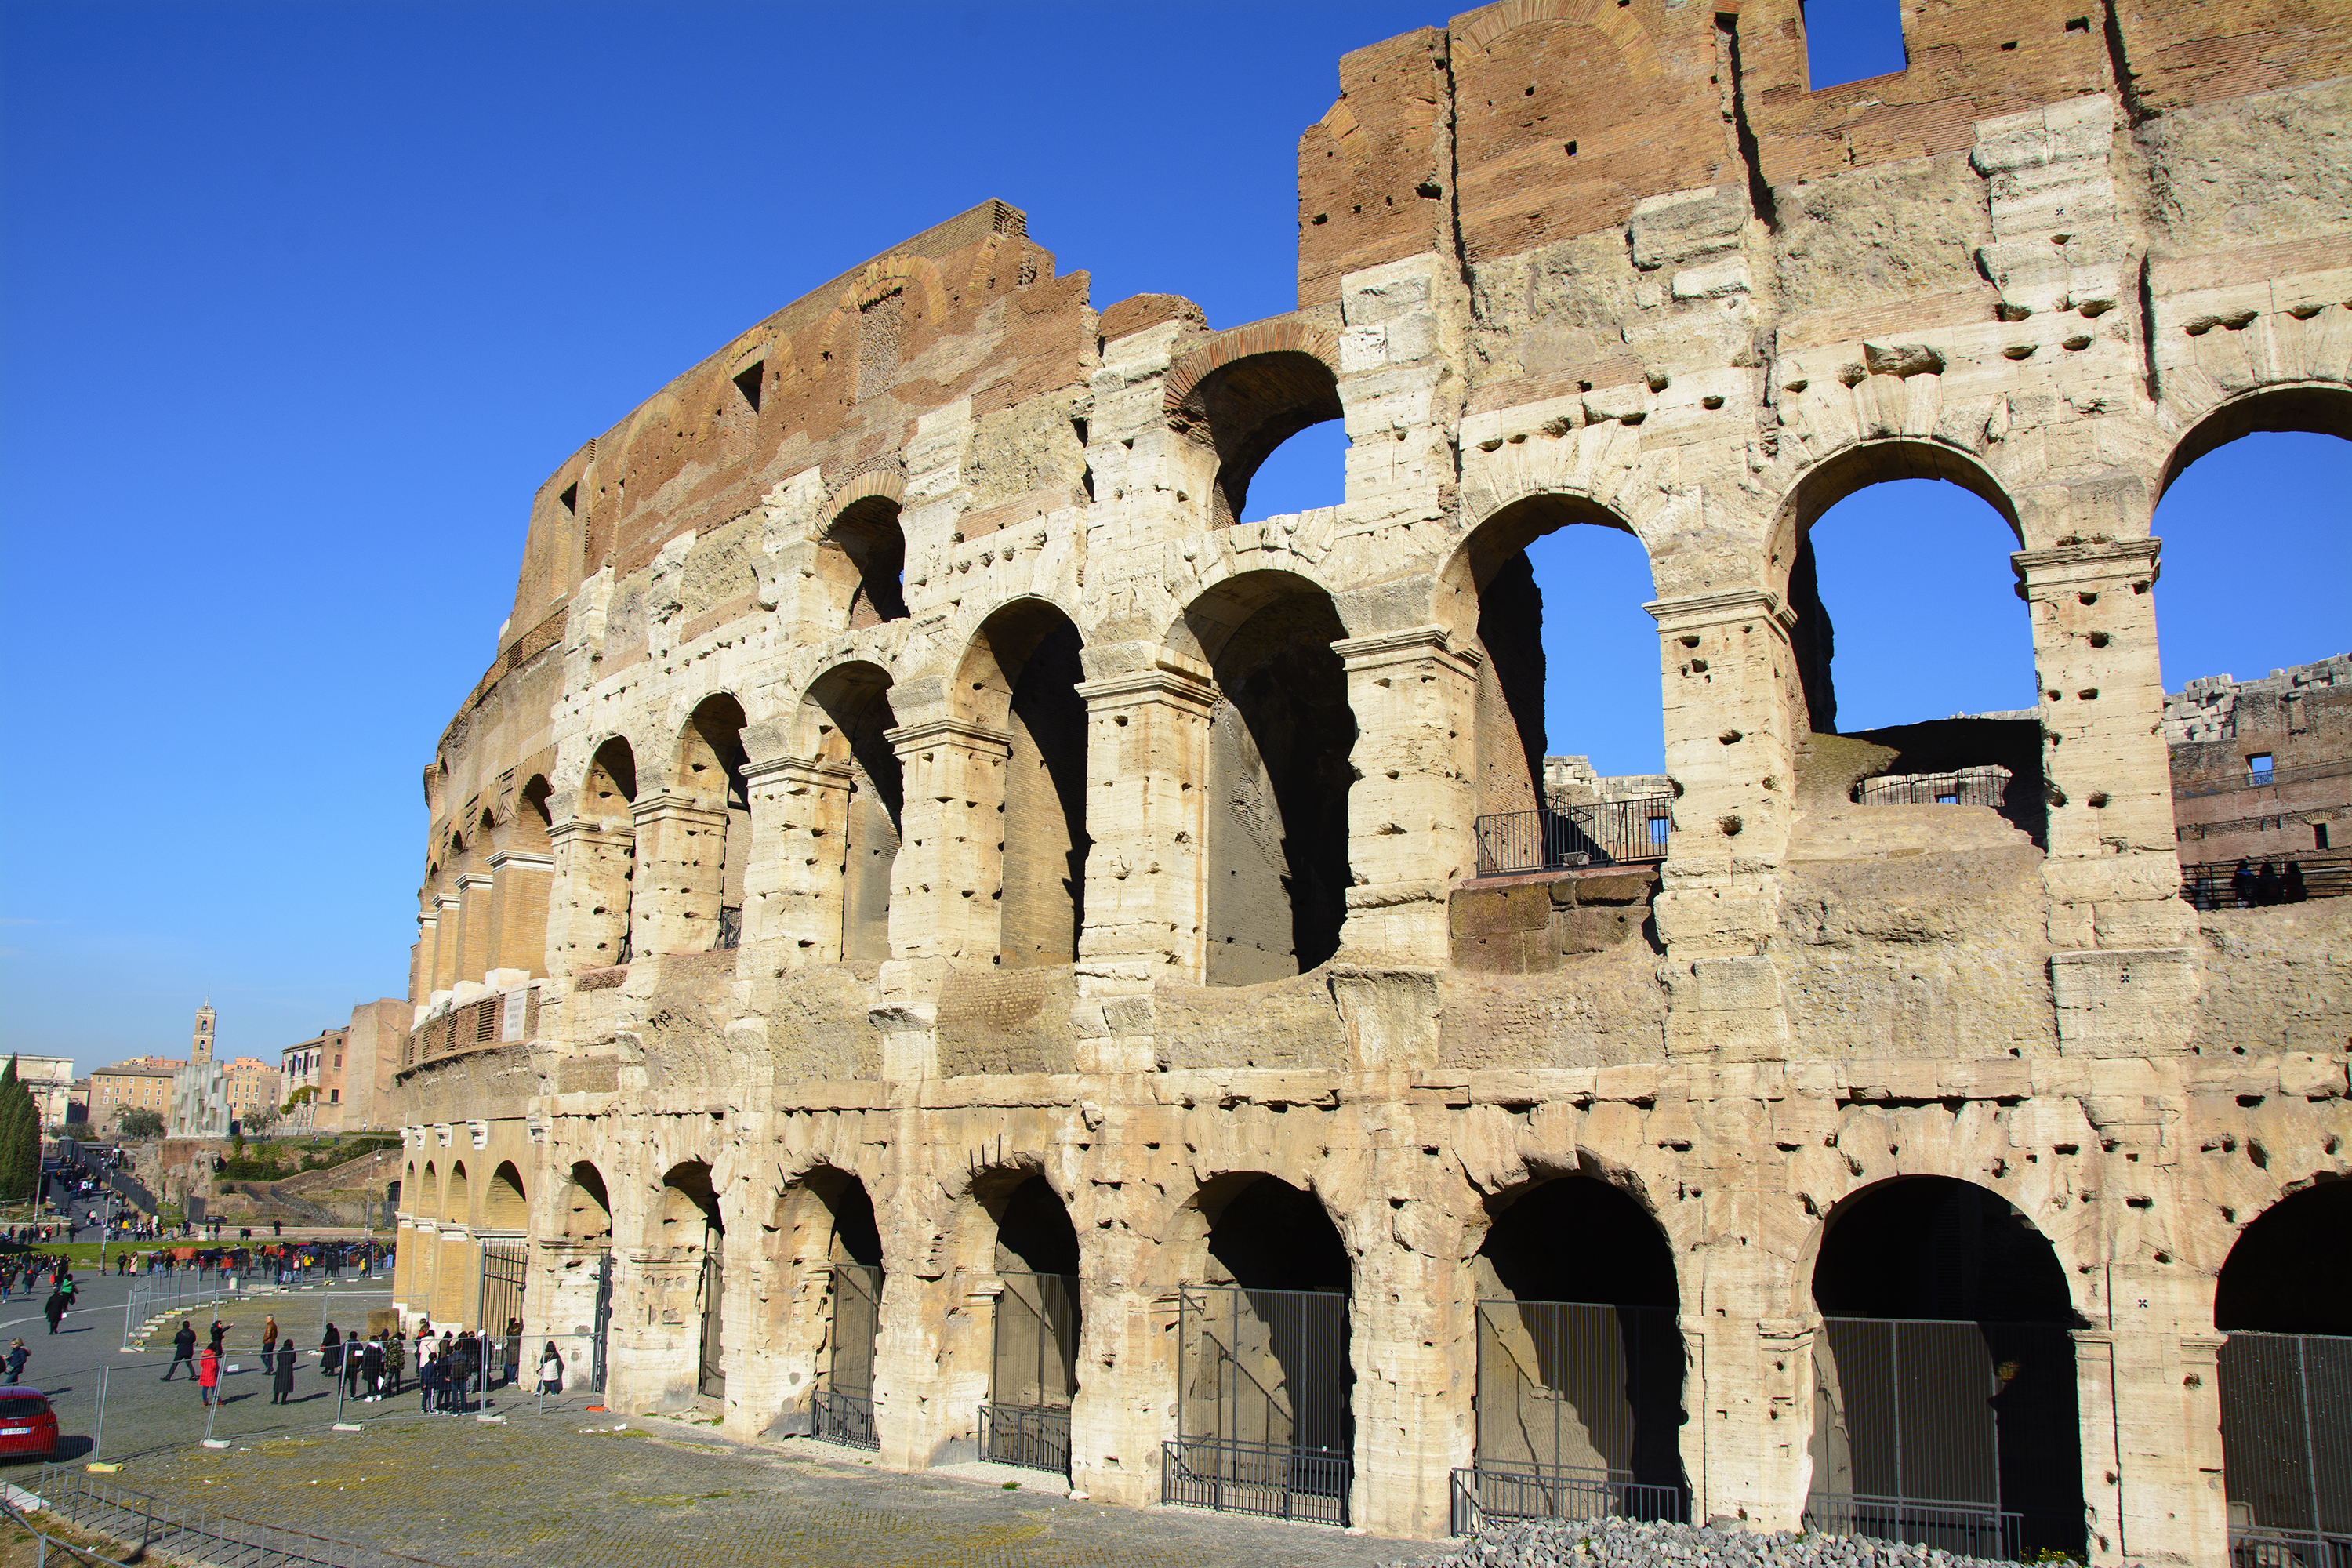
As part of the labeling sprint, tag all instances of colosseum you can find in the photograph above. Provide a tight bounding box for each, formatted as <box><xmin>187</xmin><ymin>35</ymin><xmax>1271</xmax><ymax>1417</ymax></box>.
<box><xmin>385</xmin><ymin>2</ymin><xmax>2352</xmax><ymax>1561</ymax></box>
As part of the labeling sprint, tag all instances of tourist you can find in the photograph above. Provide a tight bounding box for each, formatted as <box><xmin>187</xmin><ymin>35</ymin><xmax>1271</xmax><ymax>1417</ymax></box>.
<box><xmin>321</xmin><ymin>1322</ymin><xmax>342</xmax><ymax>1377</ymax></box>
<box><xmin>260</xmin><ymin>1315</ymin><xmax>278</xmax><ymax>1361</ymax></box>
<box><xmin>361</xmin><ymin>1334</ymin><xmax>384</xmax><ymax>1401</ymax></box>
<box><xmin>2285</xmin><ymin>861</ymin><xmax>2309</xmax><ymax>902</ymax></box>
<box><xmin>504</xmin><ymin>1318</ymin><xmax>523</xmax><ymax>1390</ymax></box>
<box><xmin>2231</xmin><ymin>858</ymin><xmax>2257</xmax><ymax>906</ymax></box>
<box><xmin>538</xmin><ymin>1341</ymin><xmax>563</xmax><ymax>1396</ymax></box>
<box><xmin>42</xmin><ymin>1285</ymin><xmax>65</xmax><ymax>1335</ymax></box>
<box><xmin>4</xmin><ymin>1340</ymin><xmax>27</xmax><ymax>1384</ymax></box>
<box><xmin>419</xmin><ymin>1350</ymin><xmax>440</xmax><ymax>1415</ymax></box>
<box><xmin>162</xmin><ymin>1319</ymin><xmax>197</xmax><ymax>1380</ymax></box>
<box><xmin>197</xmin><ymin>1343</ymin><xmax>220</xmax><ymax>1406</ymax></box>
<box><xmin>271</xmin><ymin>1338</ymin><xmax>296</xmax><ymax>1404</ymax></box>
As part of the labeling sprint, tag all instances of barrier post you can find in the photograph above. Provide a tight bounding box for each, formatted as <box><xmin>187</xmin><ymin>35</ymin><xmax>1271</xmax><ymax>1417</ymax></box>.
<box><xmin>91</xmin><ymin>1363</ymin><xmax>106</xmax><ymax>1461</ymax></box>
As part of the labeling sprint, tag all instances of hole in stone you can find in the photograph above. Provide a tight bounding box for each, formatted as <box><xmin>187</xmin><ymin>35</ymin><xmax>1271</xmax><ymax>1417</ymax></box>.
<box><xmin>2087</xmin><ymin>631</ymin><xmax>2110</xmax><ymax>648</ymax></box>
<box><xmin>558</xmin><ymin>484</ymin><xmax>578</xmax><ymax>514</ymax></box>
<box><xmin>733</xmin><ymin>363</ymin><xmax>764</xmax><ymax>412</ymax></box>
<box><xmin>1565</xmin><ymin>141</ymin><xmax>1578</xmax><ymax>156</ymax></box>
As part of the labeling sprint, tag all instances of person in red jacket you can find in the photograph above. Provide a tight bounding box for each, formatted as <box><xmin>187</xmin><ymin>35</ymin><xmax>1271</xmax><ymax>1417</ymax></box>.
<box><xmin>197</xmin><ymin>1344</ymin><xmax>220</xmax><ymax>1406</ymax></box>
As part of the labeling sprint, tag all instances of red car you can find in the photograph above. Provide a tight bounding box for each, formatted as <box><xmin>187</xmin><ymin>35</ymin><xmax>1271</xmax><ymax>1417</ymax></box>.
<box><xmin>0</xmin><ymin>1388</ymin><xmax>59</xmax><ymax>1461</ymax></box>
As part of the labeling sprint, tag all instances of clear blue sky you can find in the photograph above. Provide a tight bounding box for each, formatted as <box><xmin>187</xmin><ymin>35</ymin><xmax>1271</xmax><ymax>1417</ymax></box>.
<box><xmin>2</xmin><ymin>2</ymin><xmax>2344</xmax><ymax>1074</ymax></box>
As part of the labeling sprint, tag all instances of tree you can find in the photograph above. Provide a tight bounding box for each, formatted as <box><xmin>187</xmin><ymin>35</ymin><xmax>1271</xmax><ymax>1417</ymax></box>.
<box><xmin>118</xmin><ymin>1108</ymin><xmax>165</xmax><ymax>1141</ymax></box>
<box><xmin>0</xmin><ymin>1059</ymin><xmax>35</xmax><ymax>1203</ymax></box>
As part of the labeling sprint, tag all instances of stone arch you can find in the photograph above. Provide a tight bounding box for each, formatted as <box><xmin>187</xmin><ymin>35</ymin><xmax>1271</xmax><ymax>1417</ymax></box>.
<box><xmin>786</xmin><ymin>662</ymin><xmax>903</xmax><ymax>965</ymax></box>
<box><xmin>1439</xmin><ymin>491</ymin><xmax>1662</xmax><ymax>825</ymax></box>
<box><xmin>484</xmin><ymin>1161</ymin><xmax>528</xmax><ymax>1231</ymax></box>
<box><xmin>2158</xmin><ymin>383</ymin><xmax>2352</xmax><ymax>505</ymax></box>
<box><xmin>929</xmin><ymin>1163</ymin><xmax>1084</xmax><ymax>1463</ymax></box>
<box><xmin>422</xmin><ymin>1159</ymin><xmax>439</xmax><ymax>1219</ymax></box>
<box><xmin>1806</xmin><ymin>1174</ymin><xmax>2085</xmax><ymax>1558</ymax></box>
<box><xmin>1163</xmin><ymin>323</ymin><xmax>1344</xmax><ymax>528</ymax></box>
<box><xmin>644</xmin><ymin>693</ymin><xmax>750</xmax><ymax>955</ymax></box>
<box><xmin>446</xmin><ymin>1160</ymin><xmax>470</xmax><ymax>1225</ymax></box>
<box><xmin>1466</xmin><ymin>1171</ymin><xmax>1689</xmax><ymax>1505</ymax></box>
<box><xmin>514</xmin><ymin>775</ymin><xmax>554</xmax><ymax>855</ymax></box>
<box><xmin>950</xmin><ymin>599</ymin><xmax>1090</xmax><ymax>967</ymax></box>
<box><xmin>561</xmin><ymin>1159</ymin><xmax>612</xmax><ymax>1242</ymax></box>
<box><xmin>765</xmin><ymin>1162</ymin><xmax>885</xmax><ymax>1436</ymax></box>
<box><xmin>562</xmin><ymin>735</ymin><xmax>641</xmax><ymax>967</ymax></box>
<box><xmin>816</xmin><ymin>473</ymin><xmax>909</xmax><ymax>627</ymax></box>
<box><xmin>2214</xmin><ymin>1178</ymin><xmax>2352</xmax><ymax>1335</ymax></box>
<box><xmin>1168</xmin><ymin>571</ymin><xmax>1357</xmax><ymax>982</ymax></box>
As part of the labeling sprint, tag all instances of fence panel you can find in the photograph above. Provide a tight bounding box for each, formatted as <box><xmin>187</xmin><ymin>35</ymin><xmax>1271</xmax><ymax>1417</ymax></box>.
<box><xmin>813</xmin><ymin>1263</ymin><xmax>881</xmax><ymax>1450</ymax></box>
<box><xmin>1165</xmin><ymin>1283</ymin><xmax>1350</xmax><ymax>1526</ymax></box>
<box><xmin>983</xmin><ymin>1270</ymin><xmax>1077</xmax><ymax>1474</ymax></box>
<box><xmin>2221</xmin><ymin>1330</ymin><xmax>2352</xmax><ymax>1568</ymax></box>
<box><xmin>1473</xmin><ymin>797</ymin><xmax>1671</xmax><ymax>877</ymax></box>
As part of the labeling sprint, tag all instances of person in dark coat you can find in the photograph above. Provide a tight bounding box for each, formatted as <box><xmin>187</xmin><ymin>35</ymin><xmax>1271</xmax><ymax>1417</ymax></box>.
<box><xmin>419</xmin><ymin>1352</ymin><xmax>440</xmax><ymax>1415</ymax></box>
<box><xmin>271</xmin><ymin>1338</ymin><xmax>297</xmax><ymax>1403</ymax></box>
<box><xmin>503</xmin><ymin>1319</ymin><xmax>523</xmax><ymax>1390</ymax></box>
<box><xmin>2256</xmin><ymin>861</ymin><xmax>2284</xmax><ymax>906</ymax></box>
<box><xmin>5</xmin><ymin>1339</ymin><xmax>28</xmax><ymax>1383</ymax></box>
<box><xmin>321</xmin><ymin>1323</ymin><xmax>341</xmax><ymax>1376</ymax></box>
<box><xmin>2231</xmin><ymin>858</ymin><xmax>2257</xmax><ymax>907</ymax></box>
<box><xmin>208</xmin><ymin>1318</ymin><xmax>227</xmax><ymax>1354</ymax></box>
<box><xmin>2285</xmin><ymin>861</ymin><xmax>2310</xmax><ymax>902</ymax></box>
<box><xmin>345</xmin><ymin>1334</ymin><xmax>367</xmax><ymax>1399</ymax></box>
<box><xmin>361</xmin><ymin>1334</ymin><xmax>384</xmax><ymax>1401</ymax></box>
<box><xmin>163</xmin><ymin>1319</ymin><xmax>197</xmax><ymax>1380</ymax></box>
<box><xmin>42</xmin><ymin>1287</ymin><xmax>66</xmax><ymax>1335</ymax></box>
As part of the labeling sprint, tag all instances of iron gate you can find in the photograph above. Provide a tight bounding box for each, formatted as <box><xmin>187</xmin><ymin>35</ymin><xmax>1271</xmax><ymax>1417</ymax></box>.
<box><xmin>2221</xmin><ymin>1331</ymin><xmax>2352</xmax><ymax>1568</ymax></box>
<box><xmin>981</xmin><ymin>1270</ymin><xmax>1079</xmax><ymax>1474</ymax></box>
<box><xmin>696</xmin><ymin>1247</ymin><xmax>725</xmax><ymax>1400</ymax></box>
<box><xmin>1802</xmin><ymin>1316</ymin><xmax>2082</xmax><ymax>1560</ymax></box>
<box><xmin>477</xmin><ymin>1240</ymin><xmax>527</xmax><ymax>1338</ymax></box>
<box><xmin>814</xmin><ymin>1262</ymin><xmax>881</xmax><ymax>1449</ymax></box>
<box><xmin>1452</xmin><ymin>1298</ymin><xmax>1689</xmax><ymax>1533</ymax></box>
<box><xmin>1162</xmin><ymin>1283</ymin><xmax>1351</xmax><ymax>1525</ymax></box>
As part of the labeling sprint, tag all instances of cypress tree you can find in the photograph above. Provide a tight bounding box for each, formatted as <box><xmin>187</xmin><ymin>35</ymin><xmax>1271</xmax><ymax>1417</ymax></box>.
<box><xmin>0</xmin><ymin>1058</ymin><xmax>27</xmax><ymax>1205</ymax></box>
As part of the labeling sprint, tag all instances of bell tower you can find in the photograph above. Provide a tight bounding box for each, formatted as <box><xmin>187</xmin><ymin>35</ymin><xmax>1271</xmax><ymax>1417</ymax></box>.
<box><xmin>190</xmin><ymin>1001</ymin><xmax>215</xmax><ymax>1065</ymax></box>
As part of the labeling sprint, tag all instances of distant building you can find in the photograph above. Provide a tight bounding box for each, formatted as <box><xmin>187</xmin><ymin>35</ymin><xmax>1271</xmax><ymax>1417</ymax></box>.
<box><xmin>223</xmin><ymin>1057</ymin><xmax>281</xmax><ymax>1127</ymax></box>
<box><xmin>90</xmin><ymin>1061</ymin><xmax>177</xmax><ymax>1131</ymax></box>
<box><xmin>2169</xmin><ymin>654</ymin><xmax>2351</xmax><ymax>880</ymax></box>
<box><xmin>169</xmin><ymin>1004</ymin><xmax>230</xmax><ymax>1141</ymax></box>
<box><xmin>279</xmin><ymin>1025</ymin><xmax>350</xmax><ymax>1134</ymax></box>
<box><xmin>7</xmin><ymin>1057</ymin><xmax>78</xmax><ymax>1131</ymax></box>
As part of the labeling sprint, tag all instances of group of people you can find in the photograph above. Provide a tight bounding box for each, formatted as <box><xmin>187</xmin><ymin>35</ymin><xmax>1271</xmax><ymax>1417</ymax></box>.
<box><xmin>129</xmin><ymin>1240</ymin><xmax>390</xmax><ymax>1282</ymax></box>
<box><xmin>155</xmin><ymin>1312</ymin><xmax>570</xmax><ymax>1412</ymax></box>
<box><xmin>2229</xmin><ymin>858</ymin><xmax>2313</xmax><ymax>906</ymax></box>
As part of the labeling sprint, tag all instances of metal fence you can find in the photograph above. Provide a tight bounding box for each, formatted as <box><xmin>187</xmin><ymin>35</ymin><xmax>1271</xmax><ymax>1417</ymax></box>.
<box><xmin>813</xmin><ymin>1262</ymin><xmax>881</xmax><ymax>1450</ymax></box>
<box><xmin>2221</xmin><ymin>1331</ymin><xmax>2352</xmax><ymax>1568</ymax></box>
<box><xmin>982</xmin><ymin>1270</ymin><xmax>1078</xmax><ymax>1474</ymax></box>
<box><xmin>1474</xmin><ymin>797</ymin><xmax>1672</xmax><ymax>877</ymax></box>
<box><xmin>2182</xmin><ymin>854</ymin><xmax>2352</xmax><ymax>909</ymax></box>
<box><xmin>1163</xmin><ymin>1283</ymin><xmax>1351</xmax><ymax>1525</ymax></box>
<box><xmin>1457</xmin><ymin>1298</ymin><xmax>1688</xmax><ymax>1530</ymax></box>
<box><xmin>35</xmin><ymin>1465</ymin><xmax>453</xmax><ymax>1568</ymax></box>
<box><xmin>1804</xmin><ymin>1316</ymin><xmax>2081</xmax><ymax>1560</ymax></box>
<box><xmin>477</xmin><ymin>1240</ymin><xmax>526</xmax><ymax>1338</ymax></box>
<box><xmin>1852</xmin><ymin>766</ymin><xmax>2012</xmax><ymax>808</ymax></box>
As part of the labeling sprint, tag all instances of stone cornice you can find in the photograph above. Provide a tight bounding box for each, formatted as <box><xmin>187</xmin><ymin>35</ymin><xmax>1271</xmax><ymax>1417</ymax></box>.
<box><xmin>1333</xmin><ymin>624</ymin><xmax>1484</xmax><ymax>676</ymax></box>
<box><xmin>1073</xmin><ymin>664</ymin><xmax>1219</xmax><ymax>713</ymax></box>
<box><xmin>884</xmin><ymin>717</ymin><xmax>1014</xmax><ymax>753</ymax></box>
<box><xmin>1644</xmin><ymin>588</ymin><xmax>1796</xmax><ymax>633</ymax></box>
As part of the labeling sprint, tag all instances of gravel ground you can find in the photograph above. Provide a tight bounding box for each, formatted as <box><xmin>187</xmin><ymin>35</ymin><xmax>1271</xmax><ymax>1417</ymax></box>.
<box><xmin>1402</xmin><ymin>1517</ymin><xmax>2069</xmax><ymax>1568</ymax></box>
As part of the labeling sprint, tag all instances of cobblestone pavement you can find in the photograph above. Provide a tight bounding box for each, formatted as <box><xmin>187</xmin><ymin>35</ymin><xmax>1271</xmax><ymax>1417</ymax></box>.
<box><xmin>49</xmin><ymin>1417</ymin><xmax>1430</xmax><ymax>1568</ymax></box>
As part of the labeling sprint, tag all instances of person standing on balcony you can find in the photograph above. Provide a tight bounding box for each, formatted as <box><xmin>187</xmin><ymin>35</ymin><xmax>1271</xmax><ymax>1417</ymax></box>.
<box><xmin>2231</xmin><ymin>858</ymin><xmax>2257</xmax><ymax>906</ymax></box>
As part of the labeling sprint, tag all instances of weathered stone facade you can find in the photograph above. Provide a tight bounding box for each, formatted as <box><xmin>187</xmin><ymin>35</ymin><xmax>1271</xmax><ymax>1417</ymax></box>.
<box><xmin>387</xmin><ymin>2</ymin><xmax>2352</xmax><ymax>1560</ymax></box>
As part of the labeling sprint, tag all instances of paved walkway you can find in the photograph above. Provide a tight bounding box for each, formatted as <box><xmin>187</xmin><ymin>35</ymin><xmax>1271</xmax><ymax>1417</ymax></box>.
<box><xmin>43</xmin><ymin>1415</ymin><xmax>1436</xmax><ymax>1568</ymax></box>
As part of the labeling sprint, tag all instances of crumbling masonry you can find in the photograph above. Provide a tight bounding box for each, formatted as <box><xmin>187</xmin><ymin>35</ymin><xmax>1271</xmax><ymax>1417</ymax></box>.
<box><xmin>388</xmin><ymin>2</ymin><xmax>2352</xmax><ymax>1560</ymax></box>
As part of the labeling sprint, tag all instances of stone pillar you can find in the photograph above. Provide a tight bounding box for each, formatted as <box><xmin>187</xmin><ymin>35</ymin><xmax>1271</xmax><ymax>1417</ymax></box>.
<box><xmin>488</xmin><ymin>848</ymin><xmax>554</xmax><ymax>981</ymax></box>
<box><xmin>1070</xmin><ymin>664</ymin><xmax>1217</xmax><ymax>1069</ymax></box>
<box><xmin>2013</xmin><ymin>538</ymin><xmax>2194</xmax><ymax>953</ymax></box>
<box><xmin>1334</xmin><ymin>626</ymin><xmax>1483</xmax><ymax>967</ymax></box>
<box><xmin>456</xmin><ymin>873</ymin><xmax>495</xmax><ymax>985</ymax></box>
<box><xmin>432</xmin><ymin>1226</ymin><xmax>475</xmax><ymax>1327</ymax></box>
<box><xmin>430</xmin><ymin>894</ymin><xmax>465</xmax><ymax>994</ymax></box>
<box><xmin>1351</xmin><ymin>1208</ymin><xmax>1475</xmax><ymax>1537</ymax></box>
<box><xmin>2088</xmin><ymin>1300</ymin><xmax>2231</xmax><ymax>1568</ymax></box>
<box><xmin>630</xmin><ymin>792</ymin><xmax>731</xmax><ymax>959</ymax></box>
<box><xmin>884</xmin><ymin>719</ymin><xmax>1012</xmax><ymax>965</ymax></box>
<box><xmin>1646</xmin><ymin>590</ymin><xmax>1802</xmax><ymax>1062</ymax></box>
<box><xmin>546</xmin><ymin>819</ymin><xmax>634</xmax><ymax>973</ymax></box>
<box><xmin>871</xmin><ymin>1267</ymin><xmax>993</xmax><ymax>1471</ymax></box>
<box><xmin>741</xmin><ymin>756</ymin><xmax>854</xmax><ymax>967</ymax></box>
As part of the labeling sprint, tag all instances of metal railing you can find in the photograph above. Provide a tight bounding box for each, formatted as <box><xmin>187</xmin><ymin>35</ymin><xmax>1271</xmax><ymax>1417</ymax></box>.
<box><xmin>1474</xmin><ymin>797</ymin><xmax>1672</xmax><ymax>877</ymax></box>
<box><xmin>2221</xmin><ymin>1331</ymin><xmax>2352</xmax><ymax>1568</ymax></box>
<box><xmin>2183</xmin><ymin>855</ymin><xmax>2352</xmax><ymax>909</ymax></box>
<box><xmin>2175</xmin><ymin>757</ymin><xmax>2352</xmax><ymax>800</ymax></box>
<box><xmin>1161</xmin><ymin>1433</ymin><xmax>1349</xmax><ymax>1525</ymax></box>
<box><xmin>0</xmin><ymin>1493</ymin><xmax>134</xmax><ymax>1568</ymax></box>
<box><xmin>979</xmin><ymin>1401</ymin><xmax>1071</xmax><ymax>1475</ymax></box>
<box><xmin>35</xmin><ymin>1466</ymin><xmax>454</xmax><ymax>1568</ymax></box>
<box><xmin>1852</xmin><ymin>766</ymin><xmax>2012</xmax><ymax>808</ymax></box>
<box><xmin>2230</xmin><ymin>1528</ymin><xmax>2352</xmax><ymax>1568</ymax></box>
<box><xmin>1802</xmin><ymin>1493</ymin><xmax>2022</xmax><ymax>1559</ymax></box>
<box><xmin>811</xmin><ymin>1380</ymin><xmax>877</xmax><ymax>1450</ymax></box>
<box><xmin>1449</xmin><ymin>1463</ymin><xmax>1690</xmax><ymax>1535</ymax></box>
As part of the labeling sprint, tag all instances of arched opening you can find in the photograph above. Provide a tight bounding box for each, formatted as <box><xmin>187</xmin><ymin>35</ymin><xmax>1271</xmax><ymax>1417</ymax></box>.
<box><xmin>2151</xmin><ymin>393</ymin><xmax>2352</xmax><ymax>906</ymax></box>
<box><xmin>484</xmin><ymin>1162</ymin><xmax>528</xmax><ymax>1230</ymax></box>
<box><xmin>800</xmin><ymin>1170</ymin><xmax>884</xmax><ymax>1448</ymax></box>
<box><xmin>517</xmin><ymin>776</ymin><xmax>554</xmax><ymax>849</ymax></box>
<box><xmin>659</xmin><ymin>1161</ymin><xmax>725</xmax><ymax>1402</ymax></box>
<box><xmin>797</xmin><ymin>664</ymin><xmax>902</xmax><ymax>965</ymax></box>
<box><xmin>1182</xmin><ymin>574</ymin><xmax>1356</xmax><ymax>983</ymax></box>
<box><xmin>1807</xmin><ymin>1177</ymin><xmax>2084</xmax><ymax>1559</ymax></box>
<box><xmin>1167</xmin><ymin>349</ymin><xmax>1345</xmax><ymax>528</ymax></box>
<box><xmin>976</xmin><ymin>1174</ymin><xmax>1082</xmax><ymax>1474</ymax></box>
<box><xmin>421</xmin><ymin>1160</ymin><xmax>437</xmax><ymax>1216</ymax></box>
<box><xmin>1448</xmin><ymin>497</ymin><xmax>1669</xmax><ymax>877</ymax></box>
<box><xmin>445</xmin><ymin>1160</ymin><xmax>470</xmax><ymax>1225</ymax></box>
<box><xmin>561</xmin><ymin>1160</ymin><xmax>612</xmax><ymax>1242</ymax></box>
<box><xmin>668</xmin><ymin>695</ymin><xmax>750</xmax><ymax>953</ymax></box>
<box><xmin>578</xmin><ymin>737</ymin><xmax>639</xmax><ymax>965</ymax></box>
<box><xmin>2212</xmin><ymin>1182</ymin><xmax>2352</xmax><ymax>1560</ymax></box>
<box><xmin>1776</xmin><ymin>446</ymin><xmax>2045</xmax><ymax>844</ymax></box>
<box><xmin>822</xmin><ymin>493</ymin><xmax>909</xmax><ymax>626</ymax></box>
<box><xmin>1463</xmin><ymin>1176</ymin><xmax>1687</xmax><ymax>1522</ymax></box>
<box><xmin>954</xmin><ymin>602</ymin><xmax>1090</xmax><ymax>967</ymax></box>
<box><xmin>1168</xmin><ymin>1174</ymin><xmax>1353</xmax><ymax>1525</ymax></box>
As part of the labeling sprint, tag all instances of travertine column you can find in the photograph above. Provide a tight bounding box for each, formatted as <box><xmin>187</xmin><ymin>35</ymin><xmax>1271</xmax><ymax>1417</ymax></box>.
<box><xmin>2085</xmin><ymin>1290</ymin><xmax>2231</xmax><ymax>1568</ymax></box>
<box><xmin>2014</xmin><ymin>538</ymin><xmax>2194</xmax><ymax>953</ymax></box>
<box><xmin>1352</xmin><ymin>1197</ymin><xmax>1476</xmax><ymax>1537</ymax></box>
<box><xmin>1071</xmin><ymin>665</ymin><xmax>1217</xmax><ymax>1069</ymax></box>
<box><xmin>456</xmin><ymin>873</ymin><xmax>495</xmax><ymax>984</ymax></box>
<box><xmin>630</xmin><ymin>792</ymin><xmax>731</xmax><ymax>958</ymax></box>
<box><xmin>488</xmin><ymin>848</ymin><xmax>554</xmax><ymax>981</ymax></box>
<box><xmin>1646</xmin><ymin>590</ymin><xmax>1801</xmax><ymax>1061</ymax></box>
<box><xmin>1334</xmin><ymin>626</ymin><xmax>1483</xmax><ymax>967</ymax></box>
<box><xmin>546</xmin><ymin>819</ymin><xmax>633</xmax><ymax>972</ymax></box>
<box><xmin>884</xmin><ymin>719</ymin><xmax>1011</xmax><ymax>964</ymax></box>
<box><xmin>739</xmin><ymin>755</ymin><xmax>853</xmax><ymax>967</ymax></box>
<box><xmin>430</xmin><ymin>894</ymin><xmax>465</xmax><ymax>994</ymax></box>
